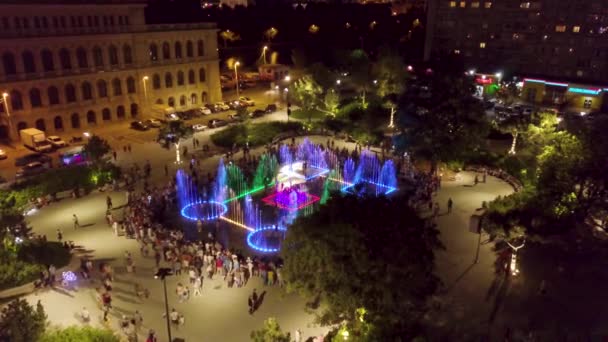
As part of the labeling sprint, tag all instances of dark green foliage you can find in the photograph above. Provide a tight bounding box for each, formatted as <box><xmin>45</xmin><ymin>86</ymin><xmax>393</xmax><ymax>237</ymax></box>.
<box><xmin>210</xmin><ymin>122</ymin><xmax>303</xmax><ymax>149</ymax></box>
<box><xmin>40</xmin><ymin>326</ymin><xmax>119</xmax><ymax>342</ymax></box>
<box><xmin>0</xmin><ymin>299</ymin><xmax>47</xmax><ymax>342</ymax></box>
<box><xmin>83</xmin><ymin>135</ymin><xmax>111</xmax><ymax>164</ymax></box>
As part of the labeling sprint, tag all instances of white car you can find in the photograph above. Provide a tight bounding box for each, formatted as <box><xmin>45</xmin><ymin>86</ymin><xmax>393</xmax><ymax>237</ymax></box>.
<box><xmin>215</xmin><ymin>102</ymin><xmax>230</xmax><ymax>111</ymax></box>
<box><xmin>46</xmin><ymin>136</ymin><xmax>67</xmax><ymax>148</ymax></box>
<box><xmin>0</xmin><ymin>149</ymin><xmax>6</xmax><ymax>160</ymax></box>
<box><xmin>199</xmin><ymin>107</ymin><xmax>212</xmax><ymax>115</ymax></box>
<box><xmin>192</xmin><ymin>124</ymin><xmax>208</xmax><ymax>131</ymax></box>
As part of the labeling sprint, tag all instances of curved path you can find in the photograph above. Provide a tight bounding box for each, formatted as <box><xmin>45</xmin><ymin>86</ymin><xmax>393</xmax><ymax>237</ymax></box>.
<box><xmin>20</xmin><ymin>137</ymin><xmax>514</xmax><ymax>341</ymax></box>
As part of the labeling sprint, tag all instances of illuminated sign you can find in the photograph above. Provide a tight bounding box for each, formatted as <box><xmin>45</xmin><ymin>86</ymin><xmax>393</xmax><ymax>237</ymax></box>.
<box><xmin>475</xmin><ymin>77</ymin><xmax>494</xmax><ymax>84</ymax></box>
<box><xmin>567</xmin><ymin>87</ymin><xmax>601</xmax><ymax>95</ymax></box>
<box><xmin>523</xmin><ymin>78</ymin><xmax>568</xmax><ymax>87</ymax></box>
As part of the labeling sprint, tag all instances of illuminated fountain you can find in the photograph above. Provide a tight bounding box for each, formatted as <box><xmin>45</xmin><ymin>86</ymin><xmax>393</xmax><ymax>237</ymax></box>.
<box><xmin>178</xmin><ymin>169</ymin><xmax>227</xmax><ymax>221</ymax></box>
<box><xmin>342</xmin><ymin>149</ymin><xmax>398</xmax><ymax>196</ymax></box>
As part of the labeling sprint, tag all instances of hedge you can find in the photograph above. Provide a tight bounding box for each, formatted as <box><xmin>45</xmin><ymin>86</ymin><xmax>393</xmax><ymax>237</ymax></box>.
<box><xmin>211</xmin><ymin>121</ymin><xmax>303</xmax><ymax>148</ymax></box>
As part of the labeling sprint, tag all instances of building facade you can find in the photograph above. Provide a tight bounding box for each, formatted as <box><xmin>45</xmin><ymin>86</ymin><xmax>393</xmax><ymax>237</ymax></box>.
<box><xmin>427</xmin><ymin>0</ymin><xmax>608</xmax><ymax>82</ymax></box>
<box><xmin>0</xmin><ymin>1</ymin><xmax>221</xmax><ymax>140</ymax></box>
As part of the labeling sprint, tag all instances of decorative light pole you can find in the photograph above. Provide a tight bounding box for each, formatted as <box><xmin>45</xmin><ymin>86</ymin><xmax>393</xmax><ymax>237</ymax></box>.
<box><xmin>2</xmin><ymin>92</ymin><xmax>12</xmax><ymax>140</ymax></box>
<box><xmin>506</xmin><ymin>239</ymin><xmax>525</xmax><ymax>276</ymax></box>
<box><xmin>262</xmin><ymin>46</ymin><xmax>268</xmax><ymax>65</ymax></box>
<box><xmin>155</xmin><ymin>268</ymin><xmax>174</xmax><ymax>342</ymax></box>
<box><xmin>234</xmin><ymin>61</ymin><xmax>241</xmax><ymax>98</ymax></box>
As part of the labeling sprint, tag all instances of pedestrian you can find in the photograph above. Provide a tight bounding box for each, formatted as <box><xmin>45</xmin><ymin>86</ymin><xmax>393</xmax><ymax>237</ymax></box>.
<box><xmin>474</xmin><ymin>174</ymin><xmax>479</xmax><ymax>185</ymax></box>
<box><xmin>112</xmin><ymin>150</ymin><xmax>117</xmax><ymax>161</ymax></box>
<box><xmin>133</xmin><ymin>310</ymin><xmax>143</xmax><ymax>330</ymax></box>
<box><xmin>56</xmin><ymin>229</ymin><xmax>63</xmax><ymax>242</ymax></box>
<box><xmin>447</xmin><ymin>198</ymin><xmax>453</xmax><ymax>214</ymax></box>
<box><xmin>128</xmin><ymin>144</ymin><xmax>132</xmax><ymax>153</ymax></box>
<box><xmin>164</xmin><ymin>164</ymin><xmax>169</xmax><ymax>177</ymax></box>
<box><xmin>169</xmin><ymin>308</ymin><xmax>179</xmax><ymax>325</ymax></box>
<box><xmin>248</xmin><ymin>294</ymin><xmax>254</xmax><ymax>314</ymax></box>
<box><xmin>81</xmin><ymin>306</ymin><xmax>90</xmax><ymax>323</ymax></box>
<box><xmin>483</xmin><ymin>169</ymin><xmax>487</xmax><ymax>183</ymax></box>
<box><xmin>193</xmin><ymin>276</ymin><xmax>202</xmax><ymax>296</ymax></box>
<box><xmin>294</xmin><ymin>329</ymin><xmax>302</xmax><ymax>342</ymax></box>
<box><xmin>252</xmin><ymin>288</ymin><xmax>258</xmax><ymax>305</ymax></box>
<box><xmin>146</xmin><ymin>330</ymin><xmax>157</xmax><ymax>342</ymax></box>
<box><xmin>123</xmin><ymin>145</ymin><xmax>127</xmax><ymax>153</ymax></box>
<box><xmin>73</xmin><ymin>214</ymin><xmax>80</xmax><ymax>229</ymax></box>
<box><xmin>106</xmin><ymin>195</ymin><xmax>113</xmax><ymax>210</ymax></box>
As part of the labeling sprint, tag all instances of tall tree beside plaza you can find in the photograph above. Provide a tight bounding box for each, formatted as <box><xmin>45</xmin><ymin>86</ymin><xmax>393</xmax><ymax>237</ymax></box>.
<box><xmin>158</xmin><ymin>120</ymin><xmax>193</xmax><ymax>164</ymax></box>
<box><xmin>83</xmin><ymin>135</ymin><xmax>111</xmax><ymax>165</ymax></box>
<box><xmin>347</xmin><ymin>49</ymin><xmax>373</xmax><ymax>108</ymax></box>
<box><xmin>373</xmin><ymin>49</ymin><xmax>409</xmax><ymax>124</ymax></box>
<box><xmin>250</xmin><ymin>317</ymin><xmax>291</xmax><ymax>342</ymax></box>
<box><xmin>397</xmin><ymin>74</ymin><xmax>489</xmax><ymax>171</ymax></box>
<box><xmin>323</xmin><ymin>88</ymin><xmax>340</xmax><ymax>115</ymax></box>
<box><xmin>289</xmin><ymin>76</ymin><xmax>323</xmax><ymax>120</ymax></box>
<box><xmin>39</xmin><ymin>326</ymin><xmax>119</xmax><ymax>342</ymax></box>
<box><xmin>281</xmin><ymin>195</ymin><xmax>442</xmax><ymax>339</ymax></box>
<box><xmin>0</xmin><ymin>299</ymin><xmax>47</xmax><ymax>342</ymax></box>
<box><xmin>495</xmin><ymin>113</ymin><xmax>531</xmax><ymax>155</ymax></box>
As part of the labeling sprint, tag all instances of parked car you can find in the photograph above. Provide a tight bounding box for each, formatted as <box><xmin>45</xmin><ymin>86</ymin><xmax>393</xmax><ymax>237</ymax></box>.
<box><xmin>238</xmin><ymin>96</ymin><xmax>255</xmax><ymax>106</ymax></box>
<box><xmin>144</xmin><ymin>119</ymin><xmax>162</xmax><ymax>128</ymax></box>
<box><xmin>208</xmin><ymin>119</ymin><xmax>229</xmax><ymax>128</ymax></box>
<box><xmin>250</xmin><ymin>109</ymin><xmax>265</xmax><ymax>118</ymax></box>
<box><xmin>224</xmin><ymin>100</ymin><xmax>240</xmax><ymax>110</ymax></box>
<box><xmin>46</xmin><ymin>136</ymin><xmax>67</xmax><ymax>148</ymax></box>
<box><xmin>165</xmin><ymin>113</ymin><xmax>181</xmax><ymax>121</ymax></box>
<box><xmin>265</xmin><ymin>104</ymin><xmax>277</xmax><ymax>113</ymax></box>
<box><xmin>200</xmin><ymin>106</ymin><xmax>213</xmax><ymax>115</ymax></box>
<box><xmin>215</xmin><ymin>102</ymin><xmax>230</xmax><ymax>111</ymax></box>
<box><xmin>16</xmin><ymin>162</ymin><xmax>47</xmax><ymax>179</ymax></box>
<box><xmin>0</xmin><ymin>149</ymin><xmax>6</xmax><ymax>160</ymax></box>
<box><xmin>192</xmin><ymin>124</ymin><xmax>208</xmax><ymax>131</ymax></box>
<box><xmin>130</xmin><ymin>121</ymin><xmax>149</xmax><ymax>131</ymax></box>
<box><xmin>176</xmin><ymin>111</ymin><xmax>193</xmax><ymax>120</ymax></box>
<box><xmin>15</xmin><ymin>153</ymin><xmax>52</xmax><ymax>167</ymax></box>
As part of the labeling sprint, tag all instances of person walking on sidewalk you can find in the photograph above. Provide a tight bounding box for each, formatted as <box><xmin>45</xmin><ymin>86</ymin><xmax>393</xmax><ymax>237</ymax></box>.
<box><xmin>73</xmin><ymin>214</ymin><xmax>80</xmax><ymax>229</ymax></box>
<box><xmin>447</xmin><ymin>198</ymin><xmax>453</xmax><ymax>214</ymax></box>
<box><xmin>106</xmin><ymin>196</ymin><xmax>113</xmax><ymax>210</ymax></box>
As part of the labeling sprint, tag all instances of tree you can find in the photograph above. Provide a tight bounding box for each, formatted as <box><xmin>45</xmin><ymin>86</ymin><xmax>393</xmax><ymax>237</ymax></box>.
<box><xmin>496</xmin><ymin>114</ymin><xmax>530</xmax><ymax>155</ymax></box>
<box><xmin>281</xmin><ymin>195</ymin><xmax>442</xmax><ymax>339</ymax></box>
<box><xmin>157</xmin><ymin>120</ymin><xmax>193</xmax><ymax>164</ymax></box>
<box><xmin>40</xmin><ymin>326</ymin><xmax>119</xmax><ymax>342</ymax></box>
<box><xmin>323</xmin><ymin>89</ymin><xmax>340</xmax><ymax>115</ymax></box>
<box><xmin>347</xmin><ymin>49</ymin><xmax>373</xmax><ymax>108</ymax></box>
<box><xmin>250</xmin><ymin>317</ymin><xmax>291</xmax><ymax>342</ymax></box>
<box><xmin>289</xmin><ymin>76</ymin><xmax>323</xmax><ymax>121</ymax></box>
<box><xmin>373</xmin><ymin>49</ymin><xmax>409</xmax><ymax>128</ymax></box>
<box><xmin>0</xmin><ymin>299</ymin><xmax>47</xmax><ymax>342</ymax></box>
<box><xmin>264</xmin><ymin>27</ymin><xmax>278</xmax><ymax>42</ymax></box>
<box><xmin>496</xmin><ymin>82</ymin><xmax>520</xmax><ymax>106</ymax></box>
<box><xmin>83</xmin><ymin>135</ymin><xmax>111</xmax><ymax>165</ymax></box>
<box><xmin>219</xmin><ymin>30</ymin><xmax>241</xmax><ymax>48</ymax></box>
<box><xmin>397</xmin><ymin>74</ymin><xmax>489</xmax><ymax>171</ymax></box>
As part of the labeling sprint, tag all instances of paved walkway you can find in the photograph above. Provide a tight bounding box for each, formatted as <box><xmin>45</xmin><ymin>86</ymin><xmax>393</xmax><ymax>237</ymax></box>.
<box><xmin>20</xmin><ymin>136</ymin><xmax>515</xmax><ymax>341</ymax></box>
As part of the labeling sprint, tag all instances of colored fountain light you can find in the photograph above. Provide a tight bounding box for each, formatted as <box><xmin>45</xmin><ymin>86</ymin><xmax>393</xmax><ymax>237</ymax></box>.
<box><xmin>181</xmin><ymin>201</ymin><xmax>228</xmax><ymax>221</ymax></box>
<box><xmin>247</xmin><ymin>225</ymin><xmax>288</xmax><ymax>253</ymax></box>
<box><xmin>262</xmin><ymin>190</ymin><xmax>320</xmax><ymax>211</ymax></box>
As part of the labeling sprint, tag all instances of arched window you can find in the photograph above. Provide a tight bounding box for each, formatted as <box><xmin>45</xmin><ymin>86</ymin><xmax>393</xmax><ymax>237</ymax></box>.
<box><xmin>165</xmin><ymin>72</ymin><xmax>173</xmax><ymax>88</ymax></box>
<box><xmin>54</xmin><ymin>116</ymin><xmax>63</xmax><ymax>130</ymax></box>
<box><xmin>186</xmin><ymin>41</ymin><xmax>193</xmax><ymax>58</ymax></box>
<box><xmin>48</xmin><ymin>86</ymin><xmax>59</xmax><ymax>105</ymax></box>
<box><xmin>41</xmin><ymin>49</ymin><xmax>54</xmax><ymax>71</ymax></box>
<box><xmin>177</xmin><ymin>71</ymin><xmax>184</xmax><ymax>86</ymax></box>
<box><xmin>76</xmin><ymin>47</ymin><xmax>88</xmax><ymax>68</ymax></box>
<box><xmin>112</xmin><ymin>78</ymin><xmax>122</xmax><ymax>96</ymax></box>
<box><xmin>162</xmin><ymin>42</ymin><xmax>170</xmax><ymax>60</ymax></box>
<box><xmin>202</xmin><ymin>91</ymin><xmax>208</xmax><ymax>103</ymax></box>
<box><xmin>65</xmin><ymin>84</ymin><xmax>76</xmax><ymax>102</ymax></box>
<box><xmin>197</xmin><ymin>40</ymin><xmax>204</xmax><ymax>56</ymax></box>
<box><xmin>22</xmin><ymin>51</ymin><xmax>36</xmax><ymax>73</ymax></box>
<box><xmin>71</xmin><ymin>113</ymin><xmax>80</xmax><ymax>129</ymax></box>
<box><xmin>116</xmin><ymin>105</ymin><xmax>125</xmax><ymax>119</ymax></box>
<box><xmin>155</xmin><ymin>98</ymin><xmax>163</xmax><ymax>105</ymax></box>
<box><xmin>188</xmin><ymin>70</ymin><xmax>195</xmax><ymax>84</ymax></box>
<box><xmin>81</xmin><ymin>82</ymin><xmax>92</xmax><ymax>100</ymax></box>
<box><xmin>35</xmin><ymin>119</ymin><xmax>46</xmax><ymax>131</ymax></box>
<box><xmin>29</xmin><ymin>88</ymin><xmax>42</xmax><ymax>107</ymax></box>
<box><xmin>97</xmin><ymin>80</ymin><xmax>108</xmax><ymax>97</ymax></box>
<box><xmin>179</xmin><ymin>95</ymin><xmax>186</xmax><ymax>106</ymax></box>
<box><xmin>149</xmin><ymin>43</ymin><xmax>158</xmax><ymax>61</ymax></box>
<box><xmin>191</xmin><ymin>93</ymin><xmax>197</xmax><ymax>104</ymax></box>
<box><xmin>59</xmin><ymin>48</ymin><xmax>71</xmax><ymax>70</ymax></box>
<box><xmin>9</xmin><ymin>90</ymin><xmax>23</xmax><ymax>110</ymax></box>
<box><xmin>174</xmin><ymin>42</ymin><xmax>182</xmax><ymax>59</ymax></box>
<box><xmin>93</xmin><ymin>46</ymin><xmax>103</xmax><ymax>67</ymax></box>
<box><xmin>87</xmin><ymin>110</ymin><xmax>96</xmax><ymax>124</ymax></box>
<box><xmin>168</xmin><ymin>97</ymin><xmax>175</xmax><ymax>107</ymax></box>
<box><xmin>199</xmin><ymin>68</ymin><xmax>206</xmax><ymax>82</ymax></box>
<box><xmin>126</xmin><ymin>77</ymin><xmax>135</xmax><ymax>93</ymax></box>
<box><xmin>152</xmin><ymin>74</ymin><xmax>161</xmax><ymax>89</ymax></box>
<box><xmin>2</xmin><ymin>52</ymin><xmax>16</xmax><ymax>75</ymax></box>
<box><xmin>102</xmin><ymin>108</ymin><xmax>111</xmax><ymax>121</ymax></box>
<box><xmin>109</xmin><ymin>45</ymin><xmax>119</xmax><ymax>66</ymax></box>
<box><xmin>123</xmin><ymin>45</ymin><xmax>132</xmax><ymax>65</ymax></box>
<box><xmin>130</xmin><ymin>103</ymin><xmax>138</xmax><ymax>117</ymax></box>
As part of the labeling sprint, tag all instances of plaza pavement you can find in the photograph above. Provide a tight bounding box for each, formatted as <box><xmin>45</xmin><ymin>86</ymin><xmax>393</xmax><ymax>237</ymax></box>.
<box><xmin>20</xmin><ymin>136</ymin><xmax>515</xmax><ymax>341</ymax></box>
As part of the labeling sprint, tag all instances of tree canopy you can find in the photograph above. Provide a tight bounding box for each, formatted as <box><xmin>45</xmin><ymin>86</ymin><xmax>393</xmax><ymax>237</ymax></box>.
<box><xmin>250</xmin><ymin>317</ymin><xmax>291</xmax><ymax>342</ymax></box>
<box><xmin>83</xmin><ymin>135</ymin><xmax>111</xmax><ymax>164</ymax></box>
<box><xmin>289</xmin><ymin>75</ymin><xmax>323</xmax><ymax>113</ymax></box>
<box><xmin>281</xmin><ymin>194</ymin><xmax>442</xmax><ymax>340</ymax></box>
<box><xmin>39</xmin><ymin>326</ymin><xmax>119</xmax><ymax>342</ymax></box>
<box><xmin>0</xmin><ymin>299</ymin><xmax>47</xmax><ymax>342</ymax></box>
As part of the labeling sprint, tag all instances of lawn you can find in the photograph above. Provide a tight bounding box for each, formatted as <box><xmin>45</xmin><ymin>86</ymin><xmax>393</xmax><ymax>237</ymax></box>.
<box><xmin>290</xmin><ymin>108</ymin><xmax>327</xmax><ymax>121</ymax></box>
<box><xmin>211</xmin><ymin>121</ymin><xmax>303</xmax><ymax>148</ymax></box>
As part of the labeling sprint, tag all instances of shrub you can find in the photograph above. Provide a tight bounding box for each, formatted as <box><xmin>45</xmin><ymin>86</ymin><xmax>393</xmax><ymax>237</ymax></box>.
<box><xmin>18</xmin><ymin>241</ymin><xmax>71</xmax><ymax>268</ymax></box>
<box><xmin>0</xmin><ymin>261</ymin><xmax>43</xmax><ymax>290</ymax></box>
<box><xmin>211</xmin><ymin>122</ymin><xmax>303</xmax><ymax>148</ymax></box>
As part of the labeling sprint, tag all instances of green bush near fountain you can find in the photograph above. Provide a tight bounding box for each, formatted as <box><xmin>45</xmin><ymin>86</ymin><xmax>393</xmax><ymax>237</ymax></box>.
<box><xmin>211</xmin><ymin>122</ymin><xmax>303</xmax><ymax>149</ymax></box>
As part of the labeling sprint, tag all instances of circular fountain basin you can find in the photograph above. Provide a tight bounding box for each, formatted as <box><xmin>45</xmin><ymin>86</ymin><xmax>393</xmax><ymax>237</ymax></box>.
<box><xmin>180</xmin><ymin>201</ymin><xmax>228</xmax><ymax>221</ymax></box>
<box><xmin>247</xmin><ymin>226</ymin><xmax>288</xmax><ymax>253</ymax></box>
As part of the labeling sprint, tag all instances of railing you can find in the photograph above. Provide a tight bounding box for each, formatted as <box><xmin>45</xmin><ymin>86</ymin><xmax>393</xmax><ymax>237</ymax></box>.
<box><xmin>464</xmin><ymin>165</ymin><xmax>523</xmax><ymax>192</ymax></box>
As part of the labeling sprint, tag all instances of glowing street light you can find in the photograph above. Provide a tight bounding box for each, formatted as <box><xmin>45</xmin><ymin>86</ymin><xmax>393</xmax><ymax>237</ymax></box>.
<box><xmin>336</xmin><ymin>79</ymin><xmax>341</xmax><ymax>85</ymax></box>
<box><xmin>284</xmin><ymin>75</ymin><xmax>291</xmax><ymax>82</ymax></box>
<box><xmin>468</xmin><ymin>69</ymin><xmax>476</xmax><ymax>76</ymax></box>
<box><xmin>262</xmin><ymin>46</ymin><xmax>268</xmax><ymax>64</ymax></box>
<box><xmin>495</xmin><ymin>71</ymin><xmax>503</xmax><ymax>83</ymax></box>
<box><xmin>407</xmin><ymin>65</ymin><xmax>413</xmax><ymax>72</ymax></box>
<box><xmin>142</xmin><ymin>76</ymin><xmax>149</xmax><ymax>105</ymax></box>
<box><xmin>234</xmin><ymin>61</ymin><xmax>241</xmax><ymax>98</ymax></box>
<box><xmin>2</xmin><ymin>92</ymin><xmax>12</xmax><ymax>139</ymax></box>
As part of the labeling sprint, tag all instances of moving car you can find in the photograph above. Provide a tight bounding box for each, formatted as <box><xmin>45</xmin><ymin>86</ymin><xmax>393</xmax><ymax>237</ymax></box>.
<box><xmin>46</xmin><ymin>136</ymin><xmax>67</xmax><ymax>148</ymax></box>
<box><xmin>265</xmin><ymin>104</ymin><xmax>277</xmax><ymax>113</ymax></box>
<box><xmin>130</xmin><ymin>121</ymin><xmax>149</xmax><ymax>131</ymax></box>
<box><xmin>238</xmin><ymin>96</ymin><xmax>255</xmax><ymax>107</ymax></box>
<box><xmin>16</xmin><ymin>162</ymin><xmax>47</xmax><ymax>179</ymax></box>
<box><xmin>144</xmin><ymin>119</ymin><xmax>162</xmax><ymax>128</ymax></box>
<box><xmin>0</xmin><ymin>149</ymin><xmax>6</xmax><ymax>160</ymax></box>
<box><xmin>192</xmin><ymin>124</ymin><xmax>208</xmax><ymax>131</ymax></box>
<box><xmin>208</xmin><ymin>119</ymin><xmax>229</xmax><ymax>128</ymax></box>
<box><xmin>15</xmin><ymin>153</ymin><xmax>52</xmax><ymax>167</ymax></box>
<box><xmin>250</xmin><ymin>109</ymin><xmax>265</xmax><ymax>118</ymax></box>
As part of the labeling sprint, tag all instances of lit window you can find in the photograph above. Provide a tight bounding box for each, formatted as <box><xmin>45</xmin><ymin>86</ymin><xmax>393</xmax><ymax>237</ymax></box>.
<box><xmin>573</xmin><ymin>26</ymin><xmax>580</xmax><ymax>33</ymax></box>
<box><xmin>513</xmin><ymin>33</ymin><xmax>520</xmax><ymax>39</ymax></box>
<box><xmin>460</xmin><ymin>1</ymin><xmax>466</xmax><ymax>7</ymax></box>
<box><xmin>449</xmin><ymin>1</ymin><xmax>456</xmax><ymax>7</ymax></box>
<box><xmin>471</xmin><ymin>2</ymin><xmax>480</xmax><ymax>7</ymax></box>
<box><xmin>484</xmin><ymin>2</ymin><xmax>492</xmax><ymax>8</ymax></box>
<box><xmin>555</xmin><ymin>25</ymin><xmax>566</xmax><ymax>32</ymax></box>
<box><xmin>454</xmin><ymin>49</ymin><xmax>461</xmax><ymax>54</ymax></box>
<box><xmin>480</xmin><ymin>42</ymin><xmax>486</xmax><ymax>48</ymax></box>
<box><xmin>569</xmin><ymin>48</ymin><xmax>574</xmax><ymax>53</ymax></box>
<box><xmin>520</xmin><ymin>2</ymin><xmax>530</xmax><ymax>8</ymax></box>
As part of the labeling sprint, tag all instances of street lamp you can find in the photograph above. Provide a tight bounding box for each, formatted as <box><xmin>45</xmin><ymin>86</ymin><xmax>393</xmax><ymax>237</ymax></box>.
<box><xmin>284</xmin><ymin>75</ymin><xmax>291</xmax><ymax>82</ymax></box>
<box><xmin>336</xmin><ymin>79</ymin><xmax>341</xmax><ymax>85</ymax></box>
<box><xmin>262</xmin><ymin>46</ymin><xmax>268</xmax><ymax>65</ymax></box>
<box><xmin>2</xmin><ymin>92</ymin><xmax>12</xmax><ymax>139</ymax></box>
<box><xmin>155</xmin><ymin>268</ymin><xmax>174</xmax><ymax>342</ymax></box>
<box><xmin>234</xmin><ymin>61</ymin><xmax>241</xmax><ymax>98</ymax></box>
<box><xmin>506</xmin><ymin>239</ymin><xmax>525</xmax><ymax>276</ymax></box>
<box><xmin>495</xmin><ymin>71</ymin><xmax>503</xmax><ymax>83</ymax></box>
<box><xmin>142</xmin><ymin>76</ymin><xmax>149</xmax><ymax>107</ymax></box>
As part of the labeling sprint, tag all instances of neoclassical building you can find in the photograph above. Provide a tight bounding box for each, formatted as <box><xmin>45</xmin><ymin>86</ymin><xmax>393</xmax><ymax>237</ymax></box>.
<box><xmin>0</xmin><ymin>0</ymin><xmax>221</xmax><ymax>140</ymax></box>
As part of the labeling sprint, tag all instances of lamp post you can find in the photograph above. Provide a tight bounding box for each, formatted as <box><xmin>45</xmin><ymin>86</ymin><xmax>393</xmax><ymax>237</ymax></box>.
<box><xmin>142</xmin><ymin>76</ymin><xmax>149</xmax><ymax>115</ymax></box>
<box><xmin>262</xmin><ymin>46</ymin><xmax>268</xmax><ymax>65</ymax></box>
<box><xmin>2</xmin><ymin>92</ymin><xmax>12</xmax><ymax>140</ymax></box>
<box><xmin>155</xmin><ymin>268</ymin><xmax>174</xmax><ymax>342</ymax></box>
<box><xmin>506</xmin><ymin>239</ymin><xmax>525</xmax><ymax>276</ymax></box>
<box><xmin>234</xmin><ymin>61</ymin><xmax>240</xmax><ymax>98</ymax></box>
